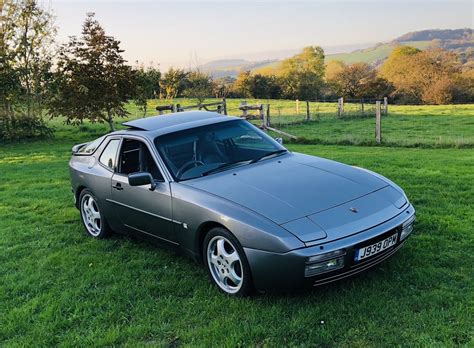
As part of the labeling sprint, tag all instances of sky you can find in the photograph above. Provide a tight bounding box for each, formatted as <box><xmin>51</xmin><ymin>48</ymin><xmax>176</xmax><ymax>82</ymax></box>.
<box><xmin>50</xmin><ymin>0</ymin><xmax>473</xmax><ymax>70</ymax></box>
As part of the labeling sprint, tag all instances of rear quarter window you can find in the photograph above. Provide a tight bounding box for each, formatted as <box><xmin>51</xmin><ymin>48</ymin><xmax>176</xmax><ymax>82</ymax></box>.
<box><xmin>77</xmin><ymin>136</ymin><xmax>106</xmax><ymax>154</ymax></box>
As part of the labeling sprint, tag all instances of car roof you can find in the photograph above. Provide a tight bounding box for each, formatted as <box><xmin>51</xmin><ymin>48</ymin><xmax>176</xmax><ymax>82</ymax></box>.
<box><xmin>122</xmin><ymin>111</ymin><xmax>237</xmax><ymax>133</ymax></box>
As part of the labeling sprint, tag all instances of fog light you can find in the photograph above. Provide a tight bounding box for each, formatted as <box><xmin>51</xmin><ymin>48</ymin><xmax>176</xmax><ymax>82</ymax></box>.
<box><xmin>401</xmin><ymin>216</ymin><xmax>415</xmax><ymax>241</ymax></box>
<box><xmin>305</xmin><ymin>249</ymin><xmax>345</xmax><ymax>277</ymax></box>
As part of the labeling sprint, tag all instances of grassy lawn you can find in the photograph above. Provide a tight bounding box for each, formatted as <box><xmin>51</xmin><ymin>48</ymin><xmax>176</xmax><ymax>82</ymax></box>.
<box><xmin>1</xmin><ymin>119</ymin><xmax>473</xmax><ymax>345</ymax></box>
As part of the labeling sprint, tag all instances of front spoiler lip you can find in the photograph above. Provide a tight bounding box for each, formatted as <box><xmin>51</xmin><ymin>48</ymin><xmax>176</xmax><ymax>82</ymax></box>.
<box><xmin>244</xmin><ymin>204</ymin><xmax>415</xmax><ymax>292</ymax></box>
<box><xmin>312</xmin><ymin>240</ymin><xmax>406</xmax><ymax>286</ymax></box>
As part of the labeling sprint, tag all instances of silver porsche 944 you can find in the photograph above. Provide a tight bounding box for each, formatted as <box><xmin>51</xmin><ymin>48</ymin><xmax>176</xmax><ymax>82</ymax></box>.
<box><xmin>69</xmin><ymin>111</ymin><xmax>415</xmax><ymax>296</ymax></box>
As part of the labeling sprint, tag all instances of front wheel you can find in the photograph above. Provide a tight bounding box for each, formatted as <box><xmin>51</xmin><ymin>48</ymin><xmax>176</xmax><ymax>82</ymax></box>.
<box><xmin>204</xmin><ymin>227</ymin><xmax>253</xmax><ymax>296</ymax></box>
<box><xmin>79</xmin><ymin>189</ymin><xmax>111</xmax><ymax>238</ymax></box>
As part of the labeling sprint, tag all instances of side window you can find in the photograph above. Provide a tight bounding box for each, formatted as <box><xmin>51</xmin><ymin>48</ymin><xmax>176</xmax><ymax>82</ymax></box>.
<box><xmin>118</xmin><ymin>139</ymin><xmax>164</xmax><ymax>181</ymax></box>
<box><xmin>99</xmin><ymin>139</ymin><xmax>120</xmax><ymax>170</ymax></box>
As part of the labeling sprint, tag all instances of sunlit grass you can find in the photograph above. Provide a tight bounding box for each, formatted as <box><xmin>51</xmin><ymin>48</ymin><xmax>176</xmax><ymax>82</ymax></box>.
<box><xmin>0</xmin><ymin>120</ymin><xmax>473</xmax><ymax>345</ymax></box>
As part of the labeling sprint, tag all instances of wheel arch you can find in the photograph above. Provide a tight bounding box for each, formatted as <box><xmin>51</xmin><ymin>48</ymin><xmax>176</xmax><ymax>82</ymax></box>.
<box><xmin>195</xmin><ymin>221</ymin><xmax>228</xmax><ymax>263</ymax></box>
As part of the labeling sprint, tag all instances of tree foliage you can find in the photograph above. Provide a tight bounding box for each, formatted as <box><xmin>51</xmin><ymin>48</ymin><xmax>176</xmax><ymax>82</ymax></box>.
<box><xmin>381</xmin><ymin>46</ymin><xmax>462</xmax><ymax>104</ymax></box>
<box><xmin>182</xmin><ymin>70</ymin><xmax>213</xmax><ymax>103</ymax></box>
<box><xmin>279</xmin><ymin>46</ymin><xmax>325</xmax><ymax>99</ymax></box>
<box><xmin>213</xmin><ymin>76</ymin><xmax>235</xmax><ymax>98</ymax></box>
<box><xmin>159</xmin><ymin>68</ymin><xmax>188</xmax><ymax>100</ymax></box>
<box><xmin>328</xmin><ymin>62</ymin><xmax>393</xmax><ymax>99</ymax></box>
<box><xmin>49</xmin><ymin>13</ymin><xmax>135</xmax><ymax>131</ymax></box>
<box><xmin>1</xmin><ymin>0</ymin><xmax>56</xmax><ymax>117</ymax></box>
<box><xmin>133</xmin><ymin>64</ymin><xmax>160</xmax><ymax>116</ymax></box>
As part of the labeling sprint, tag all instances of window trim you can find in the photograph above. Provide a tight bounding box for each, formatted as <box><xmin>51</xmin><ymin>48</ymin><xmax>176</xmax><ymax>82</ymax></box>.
<box><xmin>98</xmin><ymin>137</ymin><xmax>122</xmax><ymax>172</ymax></box>
<box><xmin>115</xmin><ymin>135</ymin><xmax>169</xmax><ymax>183</ymax></box>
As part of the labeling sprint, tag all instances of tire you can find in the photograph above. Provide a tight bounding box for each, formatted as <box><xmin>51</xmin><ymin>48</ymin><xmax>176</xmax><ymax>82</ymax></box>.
<box><xmin>79</xmin><ymin>189</ymin><xmax>111</xmax><ymax>239</ymax></box>
<box><xmin>203</xmin><ymin>227</ymin><xmax>253</xmax><ymax>296</ymax></box>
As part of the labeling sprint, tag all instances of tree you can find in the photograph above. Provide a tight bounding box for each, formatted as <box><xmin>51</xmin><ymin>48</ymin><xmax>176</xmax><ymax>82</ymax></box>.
<box><xmin>381</xmin><ymin>46</ymin><xmax>460</xmax><ymax>103</ymax></box>
<box><xmin>248</xmin><ymin>74</ymin><xmax>282</xmax><ymax>99</ymax></box>
<box><xmin>159</xmin><ymin>68</ymin><xmax>188</xmax><ymax>100</ymax></box>
<box><xmin>1</xmin><ymin>0</ymin><xmax>56</xmax><ymax>117</ymax></box>
<box><xmin>49</xmin><ymin>13</ymin><xmax>135</xmax><ymax>131</ymax></box>
<box><xmin>328</xmin><ymin>62</ymin><xmax>392</xmax><ymax>98</ymax></box>
<box><xmin>182</xmin><ymin>70</ymin><xmax>213</xmax><ymax>103</ymax></box>
<box><xmin>279</xmin><ymin>46</ymin><xmax>326</xmax><ymax>100</ymax></box>
<box><xmin>213</xmin><ymin>76</ymin><xmax>235</xmax><ymax>98</ymax></box>
<box><xmin>133</xmin><ymin>64</ymin><xmax>160</xmax><ymax>116</ymax></box>
<box><xmin>233</xmin><ymin>70</ymin><xmax>253</xmax><ymax>98</ymax></box>
<box><xmin>452</xmin><ymin>69</ymin><xmax>474</xmax><ymax>103</ymax></box>
<box><xmin>325</xmin><ymin>60</ymin><xmax>346</xmax><ymax>81</ymax></box>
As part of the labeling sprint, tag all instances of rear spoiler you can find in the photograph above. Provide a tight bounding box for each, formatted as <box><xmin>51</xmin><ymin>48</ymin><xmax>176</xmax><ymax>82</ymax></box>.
<box><xmin>71</xmin><ymin>142</ymin><xmax>88</xmax><ymax>155</ymax></box>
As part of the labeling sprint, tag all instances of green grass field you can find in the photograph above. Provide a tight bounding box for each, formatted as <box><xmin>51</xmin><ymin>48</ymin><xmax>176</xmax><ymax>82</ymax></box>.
<box><xmin>1</xmin><ymin>106</ymin><xmax>473</xmax><ymax>345</ymax></box>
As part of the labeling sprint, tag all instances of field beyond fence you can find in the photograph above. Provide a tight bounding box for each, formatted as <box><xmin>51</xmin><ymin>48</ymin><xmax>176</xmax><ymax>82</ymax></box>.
<box><xmin>123</xmin><ymin>99</ymin><xmax>474</xmax><ymax>148</ymax></box>
<box><xmin>1</xmin><ymin>99</ymin><xmax>473</xmax><ymax>346</ymax></box>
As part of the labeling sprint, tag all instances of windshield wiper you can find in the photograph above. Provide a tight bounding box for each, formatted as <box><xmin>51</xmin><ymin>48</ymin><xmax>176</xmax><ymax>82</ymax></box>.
<box><xmin>201</xmin><ymin>160</ymin><xmax>251</xmax><ymax>177</ymax></box>
<box><xmin>250</xmin><ymin>149</ymin><xmax>288</xmax><ymax>164</ymax></box>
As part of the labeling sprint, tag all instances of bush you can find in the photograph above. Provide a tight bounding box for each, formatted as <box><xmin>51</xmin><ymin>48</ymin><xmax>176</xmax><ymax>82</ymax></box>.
<box><xmin>0</xmin><ymin>111</ymin><xmax>53</xmax><ymax>142</ymax></box>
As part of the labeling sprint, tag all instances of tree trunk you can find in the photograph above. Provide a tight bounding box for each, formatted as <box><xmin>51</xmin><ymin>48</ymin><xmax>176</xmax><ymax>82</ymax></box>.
<box><xmin>107</xmin><ymin>110</ymin><xmax>116</xmax><ymax>131</ymax></box>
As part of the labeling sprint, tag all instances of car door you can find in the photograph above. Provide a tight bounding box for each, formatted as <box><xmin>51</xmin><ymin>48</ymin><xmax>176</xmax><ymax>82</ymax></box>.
<box><xmin>110</xmin><ymin>136</ymin><xmax>176</xmax><ymax>244</ymax></box>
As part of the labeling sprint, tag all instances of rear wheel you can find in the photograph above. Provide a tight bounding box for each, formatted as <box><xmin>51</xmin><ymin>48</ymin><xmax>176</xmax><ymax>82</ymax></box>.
<box><xmin>79</xmin><ymin>189</ymin><xmax>111</xmax><ymax>238</ymax></box>
<box><xmin>204</xmin><ymin>227</ymin><xmax>253</xmax><ymax>296</ymax></box>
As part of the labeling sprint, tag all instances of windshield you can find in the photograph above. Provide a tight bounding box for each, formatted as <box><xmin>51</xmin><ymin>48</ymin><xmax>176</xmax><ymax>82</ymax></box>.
<box><xmin>154</xmin><ymin>119</ymin><xmax>286</xmax><ymax>181</ymax></box>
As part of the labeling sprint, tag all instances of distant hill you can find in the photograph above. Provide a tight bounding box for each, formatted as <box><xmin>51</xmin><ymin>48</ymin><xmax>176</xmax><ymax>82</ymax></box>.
<box><xmin>200</xmin><ymin>28</ymin><xmax>473</xmax><ymax>77</ymax></box>
<box><xmin>200</xmin><ymin>59</ymin><xmax>278</xmax><ymax>78</ymax></box>
<box><xmin>393</xmin><ymin>28</ymin><xmax>472</xmax><ymax>42</ymax></box>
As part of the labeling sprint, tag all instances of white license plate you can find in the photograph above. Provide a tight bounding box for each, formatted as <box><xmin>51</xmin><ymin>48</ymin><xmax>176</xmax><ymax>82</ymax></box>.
<box><xmin>355</xmin><ymin>233</ymin><xmax>398</xmax><ymax>261</ymax></box>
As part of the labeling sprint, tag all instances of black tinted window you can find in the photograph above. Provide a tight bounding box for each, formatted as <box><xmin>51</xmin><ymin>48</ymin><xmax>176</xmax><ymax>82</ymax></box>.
<box><xmin>99</xmin><ymin>139</ymin><xmax>120</xmax><ymax>170</ymax></box>
<box><xmin>119</xmin><ymin>139</ymin><xmax>163</xmax><ymax>181</ymax></box>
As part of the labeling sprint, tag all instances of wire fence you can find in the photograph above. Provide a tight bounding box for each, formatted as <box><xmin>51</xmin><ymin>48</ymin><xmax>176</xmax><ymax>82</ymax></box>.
<box><xmin>124</xmin><ymin>98</ymin><xmax>474</xmax><ymax>148</ymax></box>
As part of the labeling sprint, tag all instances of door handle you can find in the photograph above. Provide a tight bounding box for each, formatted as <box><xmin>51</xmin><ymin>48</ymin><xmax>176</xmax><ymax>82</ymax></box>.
<box><xmin>112</xmin><ymin>183</ymin><xmax>123</xmax><ymax>191</ymax></box>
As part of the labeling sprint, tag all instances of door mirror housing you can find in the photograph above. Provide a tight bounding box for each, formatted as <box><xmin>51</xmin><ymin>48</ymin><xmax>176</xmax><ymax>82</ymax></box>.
<box><xmin>128</xmin><ymin>172</ymin><xmax>156</xmax><ymax>191</ymax></box>
<box><xmin>275</xmin><ymin>137</ymin><xmax>283</xmax><ymax>145</ymax></box>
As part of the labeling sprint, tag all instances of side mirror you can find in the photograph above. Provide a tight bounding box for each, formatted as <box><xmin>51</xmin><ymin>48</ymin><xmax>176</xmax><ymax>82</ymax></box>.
<box><xmin>275</xmin><ymin>137</ymin><xmax>283</xmax><ymax>145</ymax></box>
<box><xmin>128</xmin><ymin>172</ymin><xmax>156</xmax><ymax>191</ymax></box>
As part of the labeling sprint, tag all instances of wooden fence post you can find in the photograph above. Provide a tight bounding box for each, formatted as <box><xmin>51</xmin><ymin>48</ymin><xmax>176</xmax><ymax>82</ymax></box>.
<box><xmin>266</xmin><ymin>104</ymin><xmax>271</xmax><ymax>127</ymax></box>
<box><xmin>240</xmin><ymin>101</ymin><xmax>247</xmax><ymax>118</ymax></box>
<box><xmin>305</xmin><ymin>101</ymin><xmax>310</xmax><ymax>121</ymax></box>
<box><xmin>383</xmin><ymin>97</ymin><xmax>388</xmax><ymax>115</ymax></box>
<box><xmin>361</xmin><ymin>99</ymin><xmax>364</xmax><ymax>114</ymax></box>
<box><xmin>259</xmin><ymin>104</ymin><xmax>265</xmax><ymax>122</ymax></box>
<box><xmin>296</xmin><ymin>99</ymin><xmax>299</xmax><ymax>114</ymax></box>
<box><xmin>172</xmin><ymin>104</ymin><xmax>177</xmax><ymax>113</ymax></box>
<box><xmin>337</xmin><ymin>97</ymin><xmax>344</xmax><ymax>117</ymax></box>
<box><xmin>375</xmin><ymin>101</ymin><xmax>382</xmax><ymax>144</ymax></box>
<box><xmin>223</xmin><ymin>98</ymin><xmax>227</xmax><ymax>115</ymax></box>
<box><xmin>262</xmin><ymin>106</ymin><xmax>268</xmax><ymax>128</ymax></box>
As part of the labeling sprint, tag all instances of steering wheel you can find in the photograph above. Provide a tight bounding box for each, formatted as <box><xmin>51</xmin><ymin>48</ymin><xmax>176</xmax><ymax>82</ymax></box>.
<box><xmin>176</xmin><ymin>160</ymin><xmax>204</xmax><ymax>178</ymax></box>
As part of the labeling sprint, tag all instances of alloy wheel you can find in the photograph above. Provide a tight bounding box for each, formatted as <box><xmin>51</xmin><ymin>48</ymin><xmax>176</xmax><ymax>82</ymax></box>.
<box><xmin>207</xmin><ymin>236</ymin><xmax>243</xmax><ymax>294</ymax></box>
<box><xmin>81</xmin><ymin>193</ymin><xmax>102</xmax><ymax>236</ymax></box>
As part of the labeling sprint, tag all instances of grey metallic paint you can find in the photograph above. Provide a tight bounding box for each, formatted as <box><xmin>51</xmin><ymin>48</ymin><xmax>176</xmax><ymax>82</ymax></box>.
<box><xmin>69</xmin><ymin>111</ymin><xmax>415</xmax><ymax>292</ymax></box>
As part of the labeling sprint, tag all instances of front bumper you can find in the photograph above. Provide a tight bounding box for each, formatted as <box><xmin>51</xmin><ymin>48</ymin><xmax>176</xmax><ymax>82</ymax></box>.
<box><xmin>244</xmin><ymin>204</ymin><xmax>415</xmax><ymax>292</ymax></box>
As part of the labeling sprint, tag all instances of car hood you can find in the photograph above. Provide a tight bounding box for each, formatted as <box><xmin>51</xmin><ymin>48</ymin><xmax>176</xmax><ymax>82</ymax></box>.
<box><xmin>182</xmin><ymin>152</ymin><xmax>401</xmax><ymax>231</ymax></box>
